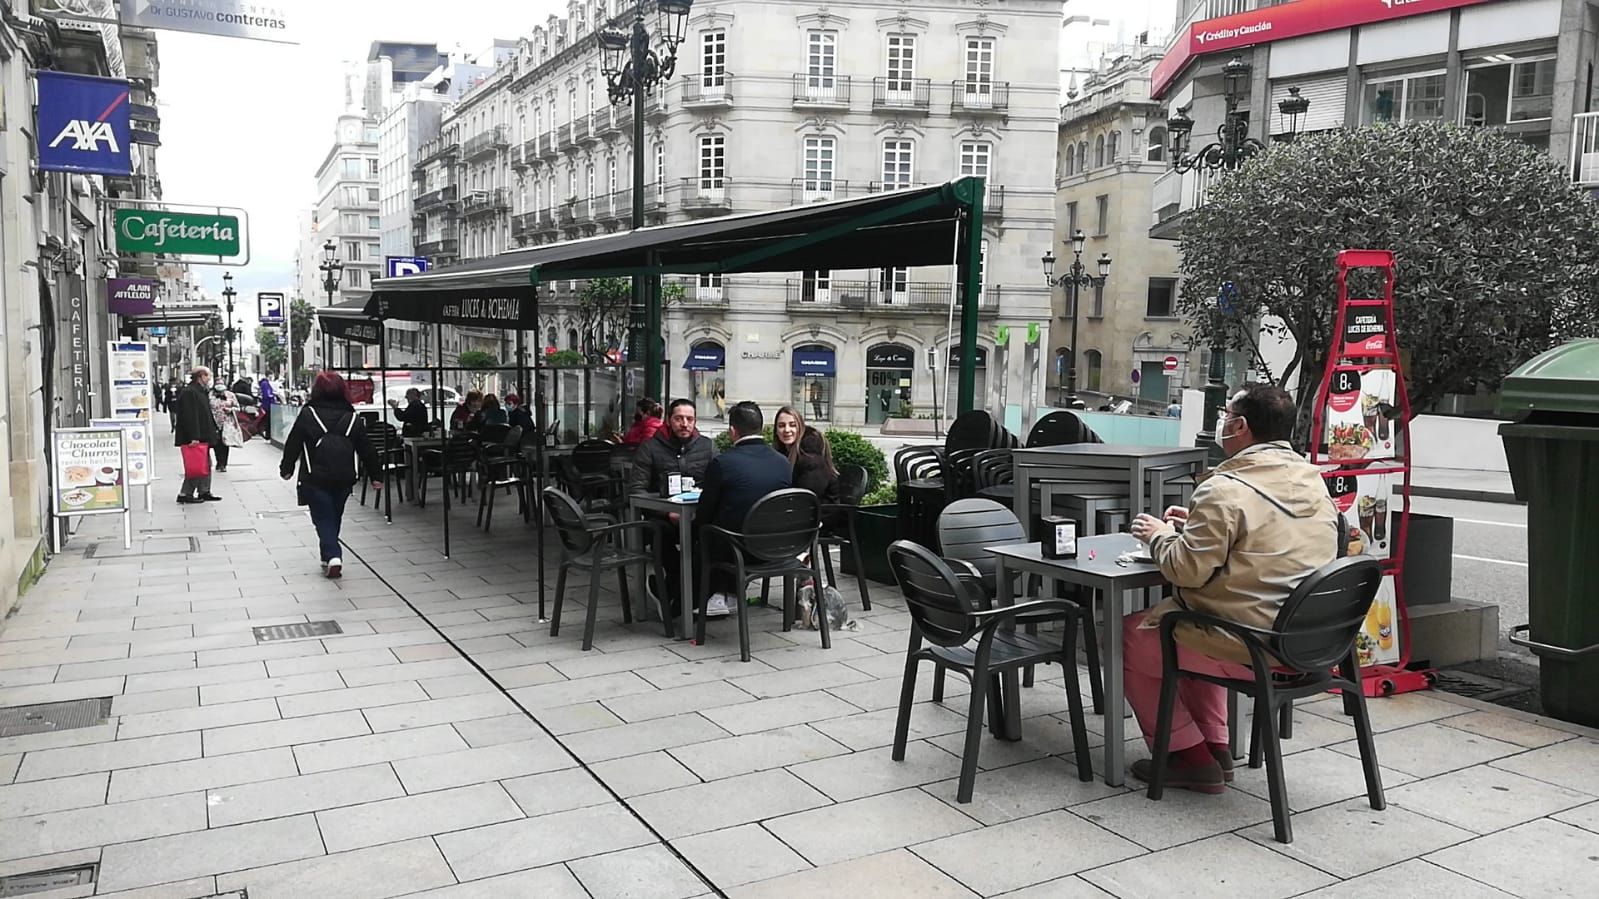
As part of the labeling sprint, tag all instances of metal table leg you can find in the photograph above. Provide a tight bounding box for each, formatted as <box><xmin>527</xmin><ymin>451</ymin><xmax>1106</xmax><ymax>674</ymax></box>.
<box><xmin>996</xmin><ymin>557</ymin><xmax>1023</xmax><ymax>741</ymax></box>
<box><xmin>679</xmin><ymin>512</ymin><xmax>694</xmax><ymax>642</ymax></box>
<box><xmin>1104</xmin><ymin>585</ymin><xmax>1126</xmax><ymax>787</ymax></box>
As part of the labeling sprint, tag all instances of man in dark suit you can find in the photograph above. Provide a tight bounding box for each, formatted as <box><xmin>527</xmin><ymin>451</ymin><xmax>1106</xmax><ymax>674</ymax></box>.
<box><xmin>696</xmin><ymin>401</ymin><xmax>791</xmax><ymax>617</ymax></box>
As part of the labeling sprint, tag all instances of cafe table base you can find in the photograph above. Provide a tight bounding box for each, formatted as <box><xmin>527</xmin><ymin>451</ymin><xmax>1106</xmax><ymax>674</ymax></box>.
<box><xmin>989</xmin><ymin>534</ymin><xmax>1166</xmax><ymax>787</ymax></box>
<box><xmin>628</xmin><ymin>493</ymin><xmax>696</xmax><ymax>641</ymax></box>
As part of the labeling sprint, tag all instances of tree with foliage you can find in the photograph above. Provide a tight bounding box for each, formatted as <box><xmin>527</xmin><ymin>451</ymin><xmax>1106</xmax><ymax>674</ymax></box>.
<box><xmin>1178</xmin><ymin>123</ymin><xmax>1599</xmax><ymax>428</ymax></box>
<box><xmin>254</xmin><ymin>326</ymin><xmax>288</xmax><ymax>377</ymax></box>
<box><xmin>288</xmin><ymin>298</ymin><xmax>315</xmax><ymax>381</ymax></box>
<box><xmin>457</xmin><ymin>349</ymin><xmax>498</xmax><ymax>390</ymax></box>
<box><xmin>577</xmin><ymin>277</ymin><xmax>632</xmax><ymax>362</ymax></box>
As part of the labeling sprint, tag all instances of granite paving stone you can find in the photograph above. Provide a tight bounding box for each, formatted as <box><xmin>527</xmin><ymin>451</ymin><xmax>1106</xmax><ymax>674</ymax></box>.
<box><xmin>96</xmin><ymin>814</ymin><xmax>326</xmax><ymax>893</ymax></box>
<box><xmin>923</xmin><ymin>755</ymin><xmax>1124</xmax><ymax>824</ymax></box>
<box><xmin>315</xmin><ymin>782</ymin><xmax>525</xmax><ymax>852</ymax></box>
<box><xmin>292</xmin><ymin>722</ymin><xmax>467</xmax><ymax>773</ymax></box>
<box><xmin>116</xmin><ymin>697</ymin><xmax>281</xmax><ymax>738</ymax></box>
<box><xmin>567</xmin><ymin>843</ymin><xmax>709</xmax><ymax>899</ymax></box>
<box><xmin>590</xmin><ymin>750</ymin><xmax>702</xmax><ymax>797</ymax></box>
<box><xmin>1425</xmin><ymin>818</ymin><xmax>1599</xmax><ymax>897</ymax></box>
<box><xmin>674</xmin><ymin>823</ymin><xmax>812</xmax><ymax>889</ymax></box>
<box><xmin>108</xmin><ymin>746</ymin><xmax>299</xmax><ymax>803</ymax></box>
<box><xmin>914</xmin><ymin>809</ymin><xmax>1143</xmax><ymax>895</ymax></box>
<box><xmin>499</xmin><ymin>767</ymin><xmax>616</xmax><ymax>818</ymax></box>
<box><xmin>359</xmin><ymin>691</ymin><xmax>519</xmax><ymax>731</ymax></box>
<box><xmin>399</xmin><ymin>863</ymin><xmax>590</xmax><ymax>898</ymax></box>
<box><xmin>0</xmin><ymin>770</ymin><xmax>109</xmax><ymax>817</ymax></box>
<box><xmin>629</xmin><ymin>769</ymin><xmax>833</xmax><ymax>839</ymax></box>
<box><xmin>214</xmin><ymin>837</ymin><xmax>457</xmax><ymax>899</ymax></box>
<box><xmin>15</xmin><ymin>732</ymin><xmax>200</xmax><ymax>781</ymax></box>
<box><xmin>206</xmin><ymin>763</ymin><xmax>406</xmax><ymax>827</ymax></box>
<box><xmin>390</xmin><ymin>738</ymin><xmax>574</xmax><ymax>793</ymax></box>
<box><xmin>672</xmin><ymin>724</ymin><xmax>851</xmax><ymax>780</ymax></box>
<box><xmin>0</xmin><ymin>792</ymin><xmax>206</xmax><ymax>862</ymax></box>
<box><xmin>732</xmin><ymin>848</ymin><xmax>977</xmax><ymax>899</ymax></box>
<box><xmin>201</xmin><ymin>709</ymin><xmax>370</xmax><ymax>756</ymax></box>
<box><xmin>564</xmin><ymin>713</ymin><xmax>730</xmax><ymax>764</ymax></box>
<box><xmin>1387</xmin><ymin>764</ymin><xmax>1592</xmax><ymax>833</ymax></box>
<box><xmin>273</xmin><ymin>681</ymin><xmax>429</xmax><ymax>717</ymax></box>
<box><xmin>764</xmin><ymin>787</ymin><xmax>981</xmax><ymax>867</ymax></box>
<box><xmin>434</xmin><ymin>803</ymin><xmax>655</xmax><ymax>881</ymax></box>
<box><xmin>1083</xmin><ymin>833</ymin><xmax>1338</xmax><ymax>899</ymax></box>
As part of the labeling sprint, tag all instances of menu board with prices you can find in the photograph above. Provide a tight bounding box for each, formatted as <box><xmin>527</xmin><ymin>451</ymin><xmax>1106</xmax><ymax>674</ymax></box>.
<box><xmin>91</xmin><ymin>417</ymin><xmax>150</xmax><ymax>488</ymax></box>
<box><xmin>108</xmin><ymin>341</ymin><xmax>153</xmax><ymax>419</ymax></box>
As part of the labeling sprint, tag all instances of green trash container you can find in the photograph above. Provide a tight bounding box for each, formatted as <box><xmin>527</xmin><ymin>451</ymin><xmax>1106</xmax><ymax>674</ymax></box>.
<box><xmin>1498</xmin><ymin>338</ymin><xmax>1599</xmax><ymax>727</ymax></box>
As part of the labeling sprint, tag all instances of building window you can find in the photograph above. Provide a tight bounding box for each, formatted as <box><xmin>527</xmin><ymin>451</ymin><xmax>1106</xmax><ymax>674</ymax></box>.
<box><xmin>1094</xmin><ymin>134</ymin><xmax>1105</xmax><ymax>167</ymax></box>
<box><xmin>1107</xmin><ymin>130</ymin><xmax>1120</xmax><ymax>162</ymax></box>
<box><xmin>702</xmin><ymin>30</ymin><xmax>726</xmax><ymax>90</ymax></box>
<box><xmin>806</xmin><ymin>30</ymin><xmax>837</xmax><ymax>91</ymax></box>
<box><xmin>963</xmin><ymin>36</ymin><xmax>996</xmax><ymax>105</ymax></box>
<box><xmin>607</xmin><ymin>155</ymin><xmax>616</xmax><ymax>195</ymax></box>
<box><xmin>341</xmin><ymin>157</ymin><xmax>362</xmax><ymax>179</ymax></box>
<box><xmin>568</xmin><ymin>328</ymin><xmax>579</xmax><ymax>351</ymax></box>
<box><xmin>801</xmin><ymin>269</ymin><xmax>831</xmax><ymax>302</ymax></box>
<box><xmin>1066</xmin><ymin>201</ymin><xmax>1078</xmax><ymax>236</ymax></box>
<box><xmin>1091</xmin><ymin>281</ymin><xmax>1104</xmax><ymax>318</ymax></box>
<box><xmin>1147</xmin><ymin>126</ymin><xmax>1167</xmax><ymax>162</ymax></box>
<box><xmin>802</xmin><ymin>136</ymin><xmax>836</xmax><ymax>200</ymax></box>
<box><xmin>340</xmin><ymin>212</ymin><xmax>361</xmax><ymax>231</ymax></box>
<box><xmin>886</xmin><ymin>34</ymin><xmax>916</xmax><ymax>94</ymax></box>
<box><xmin>881</xmin><ymin>139</ymin><xmax>914</xmax><ymax>190</ymax></box>
<box><xmin>696</xmin><ymin>272</ymin><xmax>723</xmax><ymax>301</ymax></box>
<box><xmin>1364</xmin><ymin>71</ymin><xmax>1446</xmax><ymax>124</ymax></box>
<box><xmin>585</xmin><ymin>163</ymin><xmax>595</xmax><ymax>200</ymax></box>
<box><xmin>1077</xmin><ymin>141</ymin><xmax>1087</xmax><ymax>172</ymax></box>
<box><xmin>879</xmin><ymin>266</ymin><xmax>909</xmax><ymax>303</ymax></box>
<box><xmin>1147</xmin><ymin>278</ymin><xmax>1177</xmax><ymax>318</ymax></box>
<box><xmin>347</xmin><ymin>269</ymin><xmax>362</xmax><ymax>287</ymax></box>
<box><xmin>1085</xmin><ymin>349</ymin><xmax>1102</xmax><ymax>392</ymax></box>
<box><xmin>368</xmin><ymin>215</ymin><xmax>380</xmax><ymax>230</ymax></box>
<box><xmin>698</xmin><ymin>134</ymin><xmax>725</xmax><ymax>192</ymax></box>
<box><xmin>367</xmin><ymin>158</ymin><xmax>378</xmax><ymax>177</ymax></box>
<box><xmin>655</xmin><ymin>142</ymin><xmax>665</xmax><ymax>199</ymax></box>
<box><xmin>586</xmin><ymin>77</ymin><xmax>595</xmax><ymax>116</ymax></box>
<box><xmin>367</xmin><ymin>187</ymin><xmax>380</xmax><ymax>202</ymax></box>
<box><xmin>1095</xmin><ymin>194</ymin><xmax>1109</xmax><ymax>236</ymax></box>
<box><xmin>1464</xmin><ymin>55</ymin><xmax>1555</xmax><ymax>135</ymax></box>
<box><xmin>567</xmin><ymin>167</ymin><xmax>577</xmax><ymax>201</ymax></box>
<box><xmin>959</xmin><ymin>141</ymin><xmax>991</xmax><ymax>182</ymax></box>
<box><xmin>793</xmin><ymin>343</ymin><xmax>834</xmax><ymax>421</ymax></box>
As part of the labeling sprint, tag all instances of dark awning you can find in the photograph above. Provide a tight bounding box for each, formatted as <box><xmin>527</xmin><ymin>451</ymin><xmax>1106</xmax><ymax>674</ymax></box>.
<box><xmin>792</xmin><ymin>348</ymin><xmax>836</xmax><ymax>377</ymax></box>
<box><xmin>365</xmin><ymin>178</ymin><xmax>984</xmax><ymax>321</ymax></box>
<box><xmin>867</xmin><ymin>344</ymin><xmax>915</xmax><ymax>369</ymax></box>
<box><xmin>683</xmin><ymin>344</ymin><xmax>725</xmax><ymax>371</ymax></box>
<box><xmin>949</xmin><ymin>345</ymin><xmax>988</xmax><ymax>369</ymax></box>
<box><xmin>121</xmin><ymin>305</ymin><xmax>219</xmax><ymax>329</ymax></box>
<box><xmin>315</xmin><ymin>299</ymin><xmax>383</xmax><ymax>345</ymax></box>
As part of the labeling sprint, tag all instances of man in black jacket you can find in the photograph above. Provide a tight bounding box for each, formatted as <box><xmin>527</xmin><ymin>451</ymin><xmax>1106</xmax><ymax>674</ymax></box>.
<box><xmin>628</xmin><ymin>398</ymin><xmax>716</xmax><ymax>620</ymax></box>
<box><xmin>173</xmin><ymin>366</ymin><xmax>222</xmax><ymax>504</ymax></box>
<box><xmin>696</xmin><ymin>402</ymin><xmax>792</xmax><ymax>617</ymax></box>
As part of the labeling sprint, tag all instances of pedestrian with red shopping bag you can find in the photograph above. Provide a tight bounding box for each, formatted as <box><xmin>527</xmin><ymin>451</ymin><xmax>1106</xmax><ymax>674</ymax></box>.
<box><xmin>173</xmin><ymin>366</ymin><xmax>222</xmax><ymax>504</ymax></box>
<box><xmin>279</xmin><ymin>372</ymin><xmax>381</xmax><ymax>579</ymax></box>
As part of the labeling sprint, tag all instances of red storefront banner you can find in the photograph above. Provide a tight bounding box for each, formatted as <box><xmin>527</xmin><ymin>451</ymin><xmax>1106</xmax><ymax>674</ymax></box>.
<box><xmin>1151</xmin><ymin>0</ymin><xmax>1501</xmax><ymax>99</ymax></box>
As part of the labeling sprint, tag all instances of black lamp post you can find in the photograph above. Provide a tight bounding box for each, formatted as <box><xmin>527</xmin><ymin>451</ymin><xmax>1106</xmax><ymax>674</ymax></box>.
<box><xmin>1040</xmin><ymin>229</ymin><xmax>1110</xmax><ymax>407</ymax></box>
<box><xmin>221</xmin><ymin>271</ymin><xmax>236</xmax><ymax>385</ymax></box>
<box><xmin>318</xmin><ymin>239</ymin><xmax>343</xmax><ymax>368</ymax></box>
<box><xmin>599</xmin><ymin>0</ymin><xmax>692</xmax><ymax>402</ymax></box>
<box><xmin>1165</xmin><ymin>56</ymin><xmax>1308</xmax><ymax>461</ymax></box>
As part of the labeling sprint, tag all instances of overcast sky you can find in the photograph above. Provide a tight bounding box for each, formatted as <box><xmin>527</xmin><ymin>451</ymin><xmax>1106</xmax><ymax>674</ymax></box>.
<box><xmin>156</xmin><ymin>0</ymin><xmax>1172</xmax><ymax>321</ymax></box>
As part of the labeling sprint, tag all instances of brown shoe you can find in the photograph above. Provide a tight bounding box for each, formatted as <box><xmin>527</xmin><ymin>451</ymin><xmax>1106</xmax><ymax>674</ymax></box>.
<box><xmin>1130</xmin><ymin>756</ymin><xmax>1226</xmax><ymax>794</ymax></box>
<box><xmin>1212</xmin><ymin>746</ymin><xmax>1235</xmax><ymax>782</ymax></box>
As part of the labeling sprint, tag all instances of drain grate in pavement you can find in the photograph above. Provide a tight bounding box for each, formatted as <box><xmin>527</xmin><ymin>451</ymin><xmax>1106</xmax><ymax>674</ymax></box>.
<box><xmin>85</xmin><ymin>536</ymin><xmax>199</xmax><ymax>559</ymax></box>
<box><xmin>256</xmin><ymin>509</ymin><xmax>307</xmax><ymax>519</ymax></box>
<box><xmin>1431</xmin><ymin>669</ymin><xmax>1530</xmax><ymax>703</ymax></box>
<box><xmin>253</xmin><ymin>621</ymin><xmax>343</xmax><ymax>643</ymax></box>
<box><xmin>0</xmin><ymin>864</ymin><xmax>97</xmax><ymax>896</ymax></box>
<box><xmin>208</xmin><ymin>528</ymin><xmax>258</xmax><ymax>536</ymax></box>
<box><xmin>0</xmin><ymin>697</ymin><xmax>112</xmax><ymax>739</ymax></box>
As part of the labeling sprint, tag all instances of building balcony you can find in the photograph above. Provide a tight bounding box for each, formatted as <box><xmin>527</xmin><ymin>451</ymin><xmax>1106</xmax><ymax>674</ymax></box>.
<box><xmin>594</xmin><ymin>189</ymin><xmax>631</xmax><ymax>224</ymax></box>
<box><xmin>785</xmin><ymin>279</ymin><xmax>1000</xmax><ymax>315</ymax></box>
<box><xmin>680</xmin><ymin>178</ymin><xmax>732</xmax><ymax>215</ymax></box>
<box><xmin>415</xmin><ymin>185</ymin><xmax>458</xmax><ymax>210</ymax></box>
<box><xmin>591</xmin><ymin>106</ymin><xmax>618</xmax><ymax>137</ymax></box>
<box><xmin>791</xmin><ymin>178</ymin><xmax>849</xmax><ymax>205</ymax></box>
<box><xmin>572</xmin><ymin>116</ymin><xmax>592</xmax><ymax>145</ymax></box>
<box><xmin>462</xmin><ymin>188</ymin><xmax>510</xmax><ymax>217</ymax></box>
<box><xmin>952</xmin><ymin>81</ymin><xmax>1010</xmax><ymax>114</ymax></box>
<box><xmin>416</xmin><ymin>237</ymin><xmax>458</xmax><ymax>257</ymax></box>
<box><xmin>512</xmin><ymin>141</ymin><xmax>536</xmax><ymax>170</ymax></box>
<box><xmin>463</xmin><ymin>125</ymin><xmax>509</xmax><ymax>160</ymax></box>
<box><xmin>683</xmin><ymin>74</ymin><xmax>734</xmax><ymax>109</ymax></box>
<box><xmin>417</xmin><ymin>138</ymin><xmax>458</xmax><ymax>166</ymax></box>
<box><xmin>793</xmin><ymin>74</ymin><xmax>850</xmax><ymax>109</ymax></box>
<box><xmin>982</xmin><ymin>185</ymin><xmax>1005</xmax><ymax>219</ymax></box>
<box><xmin>512</xmin><ymin>211</ymin><xmax>540</xmax><ymax>240</ymax></box>
<box><xmin>871</xmin><ymin>77</ymin><xmax>931</xmax><ymax>114</ymax></box>
<box><xmin>1149</xmin><ymin>166</ymin><xmax>1224</xmax><ymax>240</ymax></box>
<box><xmin>538</xmin><ymin>131</ymin><xmax>562</xmax><ymax>161</ymax></box>
<box><xmin>867</xmin><ymin>180</ymin><xmax>929</xmax><ymax>194</ymax></box>
<box><xmin>667</xmin><ymin>277</ymin><xmax>728</xmax><ymax>307</ymax></box>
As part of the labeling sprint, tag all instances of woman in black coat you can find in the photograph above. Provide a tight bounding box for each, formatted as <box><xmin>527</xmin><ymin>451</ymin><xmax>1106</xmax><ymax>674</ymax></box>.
<box><xmin>279</xmin><ymin>371</ymin><xmax>380</xmax><ymax>579</ymax></box>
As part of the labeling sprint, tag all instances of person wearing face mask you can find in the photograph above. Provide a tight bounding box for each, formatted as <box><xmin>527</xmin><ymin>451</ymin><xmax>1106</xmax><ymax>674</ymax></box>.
<box><xmin>1123</xmin><ymin>383</ymin><xmax>1339</xmax><ymax>794</ymax></box>
<box><xmin>173</xmin><ymin>366</ymin><xmax>223</xmax><ymax>504</ymax></box>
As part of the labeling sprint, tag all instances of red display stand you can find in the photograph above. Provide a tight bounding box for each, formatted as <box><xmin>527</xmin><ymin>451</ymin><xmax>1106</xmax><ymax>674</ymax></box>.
<box><xmin>1308</xmin><ymin>250</ymin><xmax>1434</xmax><ymax>697</ymax></box>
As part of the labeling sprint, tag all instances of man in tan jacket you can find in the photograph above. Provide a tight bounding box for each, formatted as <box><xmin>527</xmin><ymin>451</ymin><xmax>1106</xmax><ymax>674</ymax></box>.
<box><xmin>1125</xmin><ymin>383</ymin><xmax>1339</xmax><ymax>792</ymax></box>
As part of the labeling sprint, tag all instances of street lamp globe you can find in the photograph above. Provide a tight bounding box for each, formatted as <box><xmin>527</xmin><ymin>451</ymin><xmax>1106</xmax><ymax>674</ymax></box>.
<box><xmin>656</xmin><ymin>0</ymin><xmax>692</xmax><ymax>50</ymax></box>
<box><xmin>598</xmin><ymin>28</ymin><xmax>628</xmax><ymax>78</ymax></box>
<box><xmin>1040</xmin><ymin>250</ymin><xmax>1056</xmax><ymax>282</ymax></box>
<box><xmin>321</xmin><ymin>240</ymin><xmax>336</xmax><ymax>265</ymax></box>
<box><xmin>1097</xmin><ymin>253</ymin><xmax>1112</xmax><ymax>278</ymax></box>
<box><xmin>1071</xmin><ymin>229</ymin><xmax>1086</xmax><ymax>255</ymax></box>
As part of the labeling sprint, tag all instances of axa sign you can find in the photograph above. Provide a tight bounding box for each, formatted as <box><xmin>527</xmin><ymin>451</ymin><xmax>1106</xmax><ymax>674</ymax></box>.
<box><xmin>114</xmin><ymin>209</ymin><xmax>241</xmax><ymax>257</ymax></box>
<box><xmin>36</xmin><ymin>72</ymin><xmax>131</xmax><ymax>176</ymax></box>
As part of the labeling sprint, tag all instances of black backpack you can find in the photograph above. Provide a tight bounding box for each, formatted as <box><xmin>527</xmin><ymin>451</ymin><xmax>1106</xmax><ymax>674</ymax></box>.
<box><xmin>304</xmin><ymin>408</ymin><xmax>359</xmax><ymax>487</ymax></box>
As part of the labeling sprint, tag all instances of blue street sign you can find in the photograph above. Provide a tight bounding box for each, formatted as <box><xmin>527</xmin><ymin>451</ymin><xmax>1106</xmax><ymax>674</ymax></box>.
<box><xmin>149</xmin><ymin>327</ymin><xmax>168</xmax><ymax>337</ymax></box>
<box><xmin>386</xmin><ymin>256</ymin><xmax>429</xmax><ymax>278</ymax></box>
<box><xmin>36</xmin><ymin>72</ymin><xmax>131</xmax><ymax>177</ymax></box>
<box><xmin>258</xmin><ymin>291</ymin><xmax>284</xmax><ymax>325</ymax></box>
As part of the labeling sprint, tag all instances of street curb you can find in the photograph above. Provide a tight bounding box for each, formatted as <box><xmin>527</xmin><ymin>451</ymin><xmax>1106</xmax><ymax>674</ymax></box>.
<box><xmin>1411</xmin><ymin>485</ymin><xmax>1523</xmax><ymax>505</ymax></box>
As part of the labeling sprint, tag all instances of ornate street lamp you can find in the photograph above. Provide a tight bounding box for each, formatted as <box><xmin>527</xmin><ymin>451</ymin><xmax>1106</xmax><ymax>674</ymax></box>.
<box><xmin>221</xmin><ymin>271</ymin><xmax>237</xmax><ymax>385</ymax></box>
<box><xmin>1167</xmin><ymin>56</ymin><xmax>1308</xmax><ymax>173</ymax></box>
<box><xmin>318</xmin><ymin>239</ymin><xmax>343</xmax><ymax>367</ymax></box>
<box><xmin>1040</xmin><ymin>229</ymin><xmax>1111</xmax><ymax>407</ymax></box>
<box><xmin>599</xmin><ymin>0</ymin><xmax>692</xmax><ymax>402</ymax></box>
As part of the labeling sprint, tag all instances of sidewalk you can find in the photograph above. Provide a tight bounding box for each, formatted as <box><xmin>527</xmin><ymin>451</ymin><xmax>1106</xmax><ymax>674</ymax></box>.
<box><xmin>0</xmin><ymin>419</ymin><xmax>1594</xmax><ymax>897</ymax></box>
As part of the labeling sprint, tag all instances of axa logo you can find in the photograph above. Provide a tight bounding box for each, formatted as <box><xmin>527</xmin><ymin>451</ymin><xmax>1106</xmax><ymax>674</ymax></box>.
<box><xmin>48</xmin><ymin>120</ymin><xmax>120</xmax><ymax>153</ymax></box>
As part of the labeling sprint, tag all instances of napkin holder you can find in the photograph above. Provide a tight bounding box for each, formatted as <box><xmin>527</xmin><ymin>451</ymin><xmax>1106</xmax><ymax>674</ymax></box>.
<box><xmin>1039</xmin><ymin>515</ymin><xmax>1077</xmax><ymax>559</ymax></box>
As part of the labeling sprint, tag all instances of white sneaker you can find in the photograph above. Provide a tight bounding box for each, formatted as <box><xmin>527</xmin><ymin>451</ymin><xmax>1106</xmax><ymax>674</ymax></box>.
<box><xmin>705</xmin><ymin>593</ymin><xmax>731</xmax><ymax>617</ymax></box>
<box><xmin>325</xmin><ymin>557</ymin><xmax>343</xmax><ymax>579</ymax></box>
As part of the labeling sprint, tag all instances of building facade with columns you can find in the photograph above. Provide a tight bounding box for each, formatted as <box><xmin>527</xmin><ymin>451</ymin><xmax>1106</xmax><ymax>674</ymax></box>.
<box><xmin>426</xmin><ymin>0</ymin><xmax>1062</xmax><ymax>427</ymax></box>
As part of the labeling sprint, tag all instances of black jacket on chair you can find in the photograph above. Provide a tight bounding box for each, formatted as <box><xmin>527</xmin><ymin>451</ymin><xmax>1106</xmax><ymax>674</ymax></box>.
<box><xmin>696</xmin><ymin>437</ymin><xmax>793</xmax><ymax>533</ymax></box>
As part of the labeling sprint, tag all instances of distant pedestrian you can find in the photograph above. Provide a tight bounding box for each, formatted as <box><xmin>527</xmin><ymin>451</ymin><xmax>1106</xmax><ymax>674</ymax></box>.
<box><xmin>210</xmin><ymin>387</ymin><xmax>243</xmax><ymax>472</ymax></box>
<box><xmin>259</xmin><ymin>377</ymin><xmax>278</xmax><ymax>439</ymax></box>
<box><xmin>173</xmin><ymin>367</ymin><xmax>221</xmax><ymax>504</ymax></box>
<box><xmin>279</xmin><ymin>371</ymin><xmax>380</xmax><ymax>579</ymax></box>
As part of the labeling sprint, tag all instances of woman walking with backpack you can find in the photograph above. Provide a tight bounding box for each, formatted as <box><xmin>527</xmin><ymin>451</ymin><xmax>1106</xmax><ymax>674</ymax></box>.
<box><xmin>280</xmin><ymin>372</ymin><xmax>380</xmax><ymax>578</ymax></box>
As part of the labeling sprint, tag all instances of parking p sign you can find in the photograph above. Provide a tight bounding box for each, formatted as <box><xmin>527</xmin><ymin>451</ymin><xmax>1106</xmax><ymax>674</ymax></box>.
<box><xmin>258</xmin><ymin>292</ymin><xmax>284</xmax><ymax>325</ymax></box>
<box><xmin>386</xmin><ymin>256</ymin><xmax>429</xmax><ymax>278</ymax></box>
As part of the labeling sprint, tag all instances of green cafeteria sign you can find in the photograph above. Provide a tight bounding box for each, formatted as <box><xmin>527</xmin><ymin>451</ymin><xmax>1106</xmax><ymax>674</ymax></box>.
<box><xmin>114</xmin><ymin>209</ymin><xmax>241</xmax><ymax>256</ymax></box>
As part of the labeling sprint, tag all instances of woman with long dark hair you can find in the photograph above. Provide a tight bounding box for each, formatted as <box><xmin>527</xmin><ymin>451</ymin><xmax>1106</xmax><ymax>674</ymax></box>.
<box><xmin>623</xmin><ymin>398</ymin><xmax>665</xmax><ymax>445</ymax></box>
<box><xmin>279</xmin><ymin>371</ymin><xmax>380</xmax><ymax>579</ymax></box>
<box><xmin>773</xmin><ymin>405</ymin><xmax>806</xmax><ymax>463</ymax></box>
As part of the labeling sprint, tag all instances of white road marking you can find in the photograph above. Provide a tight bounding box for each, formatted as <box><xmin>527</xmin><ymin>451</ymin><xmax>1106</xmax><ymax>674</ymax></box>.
<box><xmin>1453</xmin><ymin>553</ymin><xmax>1528</xmax><ymax>568</ymax></box>
<box><xmin>1448</xmin><ymin>517</ymin><xmax>1527</xmax><ymax>529</ymax></box>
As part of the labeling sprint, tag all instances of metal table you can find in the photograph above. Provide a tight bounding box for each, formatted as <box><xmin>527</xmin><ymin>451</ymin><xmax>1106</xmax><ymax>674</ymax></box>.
<box><xmin>1013</xmin><ymin>443</ymin><xmax>1207</xmax><ymax>532</ymax></box>
<box><xmin>989</xmin><ymin>533</ymin><xmax>1167</xmax><ymax>787</ymax></box>
<box><xmin>402</xmin><ymin>436</ymin><xmax>444</xmax><ymax>505</ymax></box>
<box><xmin>628</xmin><ymin>493</ymin><xmax>698</xmax><ymax>641</ymax></box>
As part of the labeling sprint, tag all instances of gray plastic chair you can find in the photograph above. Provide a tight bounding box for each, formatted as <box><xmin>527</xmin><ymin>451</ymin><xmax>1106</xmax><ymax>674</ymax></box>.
<box><xmin>936</xmin><ymin>498</ymin><xmax>1105</xmax><ymax>714</ymax></box>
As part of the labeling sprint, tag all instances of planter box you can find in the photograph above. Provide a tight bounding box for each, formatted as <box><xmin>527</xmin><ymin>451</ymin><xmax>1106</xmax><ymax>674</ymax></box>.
<box><xmin>1399</xmin><ymin>512</ymin><xmax>1453</xmax><ymax>606</ymax></box>
<box><xmin>841</xmin><ymin>504</ymin><xmax>901</xmax><ymax>585</ymax></box>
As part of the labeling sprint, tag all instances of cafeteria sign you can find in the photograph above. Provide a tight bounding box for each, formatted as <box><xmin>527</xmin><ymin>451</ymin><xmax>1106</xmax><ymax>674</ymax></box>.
<box><xmin>115</xmin><ymin>209</ymin><xmax>240</xmax><ymax>256</ymax></box>
<box><xmin>52</xmin><ymin>428</ymin><xmax>128</xmax><ymax>516</ymax></box>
